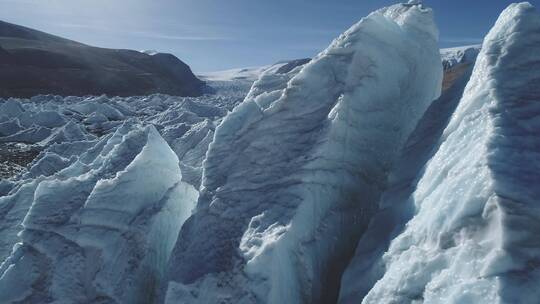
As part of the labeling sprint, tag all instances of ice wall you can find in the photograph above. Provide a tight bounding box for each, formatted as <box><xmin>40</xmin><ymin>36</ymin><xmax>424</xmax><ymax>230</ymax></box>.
<box><xmin>163</xmin><ymin>2</ymin><xmax>442</xmax><ymax>303</ymax></box>
<box><xmin>351</xmin><ymin>3</ymin><xmax>540</xmax><ymax>303</ymax></box>
<box><xmin>338</xmin><ymin>47</ymin><xmax>475</xmax><ymax>304</ymax></box>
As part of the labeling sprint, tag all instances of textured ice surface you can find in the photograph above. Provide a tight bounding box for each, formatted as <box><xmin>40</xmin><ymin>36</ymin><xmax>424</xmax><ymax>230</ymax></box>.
<box><xmin>338</xmin><ymin>46</ymin><xmax>475</xmax><ymax>304</ymax></box>
<box><xmin>0</xmin><ymin>83</ymin><xmax>237</xmax><ymax>302</ymax></box>
<box><xmin>344</xmin><ymin>3</ymin><xmax>540</xmax><ymax>303</ymax></box>
<box><xmin>198</xmin><ymin>61</ymin><xmax>296</xmax><ymax>82</ymax></box>
<box><xmin>0</xmin><ymin>2</ymin><xmax>538</xmax><ymax>303</ymax></box>
<box><xmin>0</xmin><ymin>123</ymin><xmax>198</xmax><ymax>303</ymax></box>
<box><xmin>164</xmin><ymin>2</ymin><xmax>442</xmax><ymax>303</ymax></box>
<box><xmin>0</xmin><ymin>92</ymin><xmax>234</xmax><ymax>183</ymax></box>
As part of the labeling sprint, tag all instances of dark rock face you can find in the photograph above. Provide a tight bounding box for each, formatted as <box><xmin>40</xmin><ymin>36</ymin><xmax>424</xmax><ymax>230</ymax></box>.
<box><xmin>0</xmin><ymin>20</ymin><xmax>206</xmax><ymax>98</ymax></box>
<box><xmin>0</xmin><ymin>143</ymin><xmax>40</xmax><ymax>179</ymax></box>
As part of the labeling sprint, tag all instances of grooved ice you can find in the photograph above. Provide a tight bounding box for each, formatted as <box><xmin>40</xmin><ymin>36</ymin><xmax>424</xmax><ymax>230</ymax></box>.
<box><xmin>163</xmin><ymin>2</ymin><xmax>442</xmax><ymax>303</ymax></box>
<box><xmin>343</xmin><ymin>3</ymin><xmax>540</xmax><ymax>303</ymax></box>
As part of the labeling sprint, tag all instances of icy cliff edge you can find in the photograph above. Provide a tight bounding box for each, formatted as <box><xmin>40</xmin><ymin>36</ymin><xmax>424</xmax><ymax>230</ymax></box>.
<box><xmin>350</xmin><ymin>3</ymin><xmax>540</xmax><ymax>303</ymax></box>
<box><xmin>163</xmin><ymin>2</ymin><xmax>442</xmax><ymax>304</ymax></box>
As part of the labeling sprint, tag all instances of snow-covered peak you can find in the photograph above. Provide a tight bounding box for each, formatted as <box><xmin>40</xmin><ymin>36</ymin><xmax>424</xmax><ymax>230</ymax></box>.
<box><xmin>440</xmin><ymin>44</ymin><xmax>481</xmax><ymax>69</ymax></box>
<box><xmin>198</xmin><ymin>59</ymin><xmax>309</xmax><ymax>82</ymax></box>
<box><xmin>198</xmin><ymin>65</ymin><xmax>275</xmax><ymax>82</ymax></box>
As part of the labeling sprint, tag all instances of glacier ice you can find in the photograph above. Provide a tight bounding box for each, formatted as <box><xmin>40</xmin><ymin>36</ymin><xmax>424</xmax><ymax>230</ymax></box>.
<box><xmin>163</xmin><ymin>2</ymin><xmax>442</xmax><ymax>303</ymax></box>
<box><xmin>0</xmin><ymin>123</ymin><xmax>198</xmax><ymax>303</ymax></box>
<box><xmin>338</xmin><ymin>43</ymin><xmax>476</xmax><ymax>304</ymax></box>
<box><xmin>341</xmin><ymin>2</ymin><xmax>540</xmax><ymax>303</ymax></box>
<box><xmin>0</xmin><ymin>89</ymin><xmax>236</xmax><ymax>302</ymax></box>
<box><xmin>0</xmin><ymin>119</ymin><xmax>23</xmax><ymax>136</ymax></box>
<box><xmin>0</xmin><ymin>99</ymin><xmax>25</xmax><ymax>117</ymax></box>
<box><xmin>0</xmin><ymin>92</ymin><xmax>233</xmax><ymax>183</ymax></box>
<box><xmin>0</xmin><ymin>2</ymin><xmax>538</xmax><ymax>303</ymax></box>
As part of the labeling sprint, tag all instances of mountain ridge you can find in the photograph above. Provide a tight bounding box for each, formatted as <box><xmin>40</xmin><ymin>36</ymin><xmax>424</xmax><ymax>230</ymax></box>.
<box><xmin>0</xmin><ymin>20</ymin><xmax>206</xmax><ymax>98</ymax></box>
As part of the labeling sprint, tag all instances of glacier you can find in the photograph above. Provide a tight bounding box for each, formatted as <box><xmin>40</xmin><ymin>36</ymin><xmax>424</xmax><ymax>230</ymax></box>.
<box><xmin>338</xmin><ymin>47</ymin><xmax>476</xmax><ymax>304</ymax></box>
<box><xmin>0</xmin><ymin>93</ymin><xmax>233</xmax><ymax>183</ymax></box>
<box><xmin>0</xmin><ymin>1</ymin><xmax>539</xmax><ymax>304</ymax></box>
<box><xmin>341</xmin><ymin>2</ymin><xmax>540</xmax><ymax>303</ymax></box>
<box><xmin>0</xmin><ymin>92</ymin><xmax>236</xmax><ymax>302</ymax></box>
<box><xmin>163</xmin><ymin>2</ymin><xmax>442</xmax><ymax>303</ymax></box>
<box><xmin>0</xmin><ymin>123</ymin><xmax>198</xmax><ymax>303</ymax></box>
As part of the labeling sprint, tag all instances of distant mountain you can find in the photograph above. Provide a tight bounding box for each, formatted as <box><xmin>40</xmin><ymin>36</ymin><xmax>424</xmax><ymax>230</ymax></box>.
<box><xmin>440</xmin><ymin>45</ymin><xmax>481</xmax><ymax>91</ymax></box>
<box><xmin>440</xmin><ymin>44</ymin><xmax>481</xmax><ymax>70</ymax></box>
<box><xmin>198</xmin><ymin>58</ymin><xmax>311</xmax><ymax>82</ymax></box>
<box><xmin>0</xmin><ymin>20</ymin><xmax>206</xmax><ymax>98</ymax></box>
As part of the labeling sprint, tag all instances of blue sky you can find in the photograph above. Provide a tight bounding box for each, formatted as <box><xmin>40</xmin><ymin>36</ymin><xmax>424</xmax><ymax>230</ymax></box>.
<box><xmin>0</xmin><ymin>0</ymin><xmax>537</xmax><ymax>72</ymax></box>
